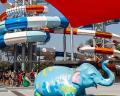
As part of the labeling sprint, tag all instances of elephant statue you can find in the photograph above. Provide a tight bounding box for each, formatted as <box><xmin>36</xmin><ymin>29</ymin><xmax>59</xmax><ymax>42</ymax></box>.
<box><xmin>34</xmin><ymin>60</ymin><xmax>115</xmax><ymax>96</ymax></box>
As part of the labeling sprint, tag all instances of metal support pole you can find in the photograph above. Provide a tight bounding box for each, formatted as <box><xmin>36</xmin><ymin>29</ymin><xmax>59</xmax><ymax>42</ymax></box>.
<box><xmin>33</xmin><ymin>43</ymin><xmax>37</xmax><ymax>62</ymax></box>
<box><xmin>102</xmin><ymin>23</ymin><xmax>106</xmax><ymax>60</ymax></box>
<box><xmin>22</xmin><ymin>43</ymin><xmax>26</xmax><ymax>71</ymax></box>
<box><xmin>14</xmin><ymin>1</ymin><xmax>18</xmax><ymax>71</ymax></box>
<box><xmin>21</xmin><ymin>0</ymin><xmax>26</xmax><ymax>72</ymax></box>
<box><xmin>93</xmin><ymin>37</ymin><xmax>96</xmax><ymax>61</ymax></box>
<box><xmin>14</xmin><ymin>45</ymin><xmax>17</xmax><ymax>71</ymax></box>
<box><xmin>63</xmin><ymin>34</ymin><xmax>67</xmax><ymax>61</ymax></box>
<box><xmin>23</xmin><ymin>0</ymin><xmax>25</xmax><ymax>5</ymax></box>
<box><xmin>30</xmin><ymin>0</ymin><xmax>32</xmax><ymax>5</ymax></box>
<box><xmin>70</xmin><ymin>25</ymin><xmax>74</xmax><ymax>61</ymax></box>
<box><xmin>93</xmin><ymin>22</ymin><xmax>106</xmax><ymax>61</ymax></box>
<box><xmin>29</xmin><ymin>0</ymin><xmax>35</xmax><ymax>71</ymax></box>
<box><xmin>28</xmin><ymin>43</ymin><xmax>33</xmax><ymax>71</ymax></box>
<box><xmin>38</xmin><ymin>47</ymin><xmax>40</xmax><ymax>63</ymax></box>
<box><xmin>102</xmin><ymin>22</ymin><xmax>106</xmax><ymax>48</ymax></box>
<box><xmin>92</xmin><ymin>24</ymin><xmax>96</xmax><ymax>61</ymax></box>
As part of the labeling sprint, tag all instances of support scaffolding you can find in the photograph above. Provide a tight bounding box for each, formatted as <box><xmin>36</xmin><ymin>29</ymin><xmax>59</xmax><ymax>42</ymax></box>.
<box><xmin>93</xmin><ymin>22</ymin><xmax>106</xmax><ymax>62</ymax></box>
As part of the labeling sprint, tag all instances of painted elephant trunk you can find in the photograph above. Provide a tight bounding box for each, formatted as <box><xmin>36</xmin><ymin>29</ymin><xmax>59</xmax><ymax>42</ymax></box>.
<box><xmin>98</xmin><ymin>60</ymin><xmax>115</xmax><ymax>86</ymax></box>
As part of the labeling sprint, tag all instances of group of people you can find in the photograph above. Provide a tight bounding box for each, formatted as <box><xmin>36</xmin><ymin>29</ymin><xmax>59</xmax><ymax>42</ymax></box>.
<box><xmin>0</xmin><ymin>70</ymin><xmax>37</xmax><ymax>87</ymax></box>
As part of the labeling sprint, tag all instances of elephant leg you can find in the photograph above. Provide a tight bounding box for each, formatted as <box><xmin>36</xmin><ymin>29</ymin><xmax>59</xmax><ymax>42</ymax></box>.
<box><xmin>64</xmin><ymin>94</ymin><xmax>75</xmax><ymax>96</ymax></box>
<box><xmin>78</xmin><ymin>89</ymin><xmax>86</xmax><ymax>96</ymax></box>
<box><xmin>34</xmin><ymin>89</ymin><xmax>43</xmax><ymax>96</ymax></box>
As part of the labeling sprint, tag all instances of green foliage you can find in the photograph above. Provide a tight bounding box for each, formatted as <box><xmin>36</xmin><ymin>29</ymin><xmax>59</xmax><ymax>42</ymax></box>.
<box><xmin>0</xmin><ymin>61</ymin><xmax>13</xmax><ymax>71</ymax></box>
<box><xmin>116</xmin><ymin>45</ymin><xmax>120</xmax><ymax>51</ymax></box>
<box><xmin>35</xmin><ymin>61</ymin><xmax>54</xmax><ymax>71</ymax></box>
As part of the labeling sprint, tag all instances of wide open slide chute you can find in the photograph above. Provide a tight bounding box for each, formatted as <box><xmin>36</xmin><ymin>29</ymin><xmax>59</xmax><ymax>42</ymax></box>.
<box><xmin>0</xmin><ymin>5</ymin><xmax>48</xmax><ymax>21</ymax></box>
<box><xmin>78</xmin><ymin>46</ymin><xmax>120</xmax><ymax>58</ymax></box>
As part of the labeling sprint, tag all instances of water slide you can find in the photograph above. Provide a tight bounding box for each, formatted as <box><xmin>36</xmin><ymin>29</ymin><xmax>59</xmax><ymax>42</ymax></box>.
<box><xmin>0</xmin><ymin>4</ymin><xmax>68</xmax><ymax>49</ymax></box>
<box><xmin>78</xmin><ymin>46</ymin><xmax>120</xmax><ymax>58</ymax></box>
<box><xmin>0</xmin><ymin>5</ymin><xmax>48</xmax><ymax>21</ymax></box>
<box><xmin>39</xmin><ymin>28</ymin><xmax>120</xmax><ymax>57</ymax></box>
<box><xmin>41</xmin><ymin>28</ymin><xmax>120</xmax><ymax>42</ymax></box>
<box><xmin>0</xmin><ymin>1</ymin><xmax>120</xmax><ymax>58</ymax></box>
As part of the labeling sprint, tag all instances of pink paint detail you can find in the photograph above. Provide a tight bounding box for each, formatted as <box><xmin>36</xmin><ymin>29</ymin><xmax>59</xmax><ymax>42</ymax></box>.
<box><xmin>23</xmin><ymin>95</ymin><xmax>28</xmax><ymax>96</ymax></box>
<box><xmin>72</xmin><ymin>71</ymin><xmax>80</xmax><ymax>84</ymax></box>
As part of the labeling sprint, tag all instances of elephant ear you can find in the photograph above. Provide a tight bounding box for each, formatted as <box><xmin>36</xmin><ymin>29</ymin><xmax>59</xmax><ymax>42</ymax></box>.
<box><xmin>72</xmin><ymin>71</ymin><xmax>80</xmax><ymax>84</ymax></box>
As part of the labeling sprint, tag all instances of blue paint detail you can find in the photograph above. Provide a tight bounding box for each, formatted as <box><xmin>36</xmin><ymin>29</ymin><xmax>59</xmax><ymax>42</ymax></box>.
<box><xmin>0</xmin><ymin>35</ymin><xmax>6</xmax><ymax>48</ymax></box>
<box><xmin>45</xmin><ymin>32</ymin><xmax>50</xmax><ymax>43</ymax></box>
<box><xmin>47</xmin><ymin>16</ymin><xmax>61</xmax><ymax>28</ymax></box>
<box><xmin>0</xmin><ymin>21</ymin><xmax>8</xmax><ymax>35</ymax></box>
<box><xmin>0</xmin><ymin>29</ymin><xmax>7</xmax><ymax>35</ymax></box>
<box><xmin>26</xmin><ymin>31</ymin><xmax>50</xmax><ymax>43</ymax></box>
<box><xmin>41</xmin><ymin>82</ymin><xmax>63</xmax><ymax>96</ymax></box>
<box><xmin>5</xmin><ymin>17</ymin><xmax>27</xmax><ymax>31</ymax></box>
<box><xmin>34</xmin><ymin>60</ymin><xmax>115</xmax><ymax>96</ymax></box>
<box><xmin>60</xmin><ymin>17</ymin><xmax>69</xmax><ymax>28</ymax></box>
<box><xmin>34</xmin><ymin>66</ymin><xmax>79</xmax><ymax>96</ymax></box>
<box><xmin>55</xmin><ymin>51</ymin><xmax>64</xmax><ymax>57</ymax></box>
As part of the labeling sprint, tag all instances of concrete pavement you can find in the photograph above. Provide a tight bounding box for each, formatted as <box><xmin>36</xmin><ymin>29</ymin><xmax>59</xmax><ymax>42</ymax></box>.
<box><xmin>0</xmin><ymin>85</ymin><xmax>17</xmax><ymax>96</ymax></box>
<box><xmin>0</xmin><ymin>83</ymin><xmax>120</xmax><ymax>96</ymax></box>
<box><xmin>0</xmin><ymin>84</ymin><xmax>33</xmax><ymax>96</ymax></box>
<box><xmin>86</xmin><ymin>83</ymin><xmax>120</xmax><ymax>96</ymax></box>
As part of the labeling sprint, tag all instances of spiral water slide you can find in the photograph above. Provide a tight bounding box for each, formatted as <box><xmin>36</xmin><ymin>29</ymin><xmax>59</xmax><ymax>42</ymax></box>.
<box><xmin>0</xmin><ymin>4</ymin><xmax>69</xmax><ymax>49</ymax></box>
<box><xmin>0</xmin><ymin>1</ymin><xmax>120</xmax><ymax>58</ymax></box>
<box><xmin>40</xmin><ymin>28</ymin><xmax>120</xmax><ymax>57</ymax></box>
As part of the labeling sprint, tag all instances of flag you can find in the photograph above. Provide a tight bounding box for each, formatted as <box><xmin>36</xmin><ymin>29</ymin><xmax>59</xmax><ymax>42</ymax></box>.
<box><xmin>46</xmin><ymin>0</ymin><xmax>120</xmax><ymax>27</ymax></box>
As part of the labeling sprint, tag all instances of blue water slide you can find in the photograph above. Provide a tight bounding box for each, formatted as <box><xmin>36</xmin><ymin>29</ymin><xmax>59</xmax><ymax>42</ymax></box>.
<box><xmin>0</xmin><ymin>16</ymin><xmax>69</xmax><ymax>35</ymax></box>
<box><xmin>0</xmin><ymin>15</ymin><xmax>69</xmax><ymax>49</ymax></box>
<box><xmin>0</xmin><ymin>31</ymin><xmax>50</xmax><ymax>49</ymax></box>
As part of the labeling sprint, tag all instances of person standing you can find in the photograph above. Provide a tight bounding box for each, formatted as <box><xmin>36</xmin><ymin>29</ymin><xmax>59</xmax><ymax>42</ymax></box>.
<box><xmin>22</xmin><ymin>72</ymin><xmax>32</xmax><ymax>87</ymax></box>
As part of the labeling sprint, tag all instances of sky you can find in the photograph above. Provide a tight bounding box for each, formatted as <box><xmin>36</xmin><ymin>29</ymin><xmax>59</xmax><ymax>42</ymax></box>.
<box><xmin>0</xmin><ymin>0</ymin><xmax>120</xmax><ymax>53</ymax></box>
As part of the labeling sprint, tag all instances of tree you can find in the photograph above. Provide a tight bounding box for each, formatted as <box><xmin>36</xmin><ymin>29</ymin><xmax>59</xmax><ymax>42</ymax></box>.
<box><xmin>116</xmin><ymin>44</ymin><xmax>120</xmax><ymax>51</ymax></box>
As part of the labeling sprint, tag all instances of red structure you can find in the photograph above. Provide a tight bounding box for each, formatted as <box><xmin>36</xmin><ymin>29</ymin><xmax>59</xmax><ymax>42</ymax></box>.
<box><xmin>0</xmin><ymin>0</ymin><xmax>7</xmax><ymax>3</ymax></box>
<box><xmin>46</xmin><ymin>0</ymin><xmax>120</xmax><ymax>27</ymax></box>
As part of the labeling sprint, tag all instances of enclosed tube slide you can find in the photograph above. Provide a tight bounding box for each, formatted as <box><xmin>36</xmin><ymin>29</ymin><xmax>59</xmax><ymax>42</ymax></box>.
<box><xmin>78</xmin><ymin>46</ymin><xmax>120</xmax><ymax>58</ymax></box>
<box><xmin>0</xmin><ymin>4</ymin><xmax>69</xmax><ymax>49</ymax></box>
<box><xmin>0</xmin><ymin>31</ymin><xmax>50</xmax><ymax>48</ymax></box>
<box><xmin>0</xmin><ymin>5</ymin><xmax>48</xmax><ymax>21</ymax></box>
<box><xmin>0</xmin><ymin>16</ymin><xmax>68</xmax><ymax>48</ymax></box>
<box><xmin>0</xmin><ymin>16</ymin><xmax>68</xmax><ymax>35</ymax></box>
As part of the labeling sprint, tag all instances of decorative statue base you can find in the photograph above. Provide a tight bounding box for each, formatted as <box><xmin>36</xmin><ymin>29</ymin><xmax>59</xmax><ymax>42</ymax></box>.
<box><xmin>34</xmin><ymin>60</ymin><xmax>115</xmax><ymax>96</ymax></box>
